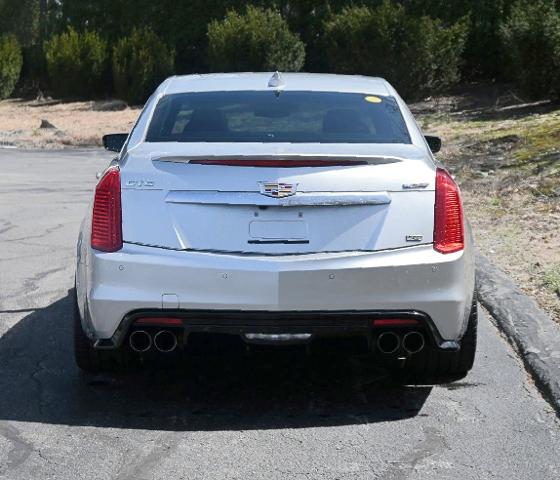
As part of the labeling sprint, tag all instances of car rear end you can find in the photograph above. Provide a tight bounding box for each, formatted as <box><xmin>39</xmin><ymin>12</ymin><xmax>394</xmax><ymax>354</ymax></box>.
<box><xmin>75</xmin><ymin>73</ymin><xmax>476</xmax><ymax>375</ymax></box>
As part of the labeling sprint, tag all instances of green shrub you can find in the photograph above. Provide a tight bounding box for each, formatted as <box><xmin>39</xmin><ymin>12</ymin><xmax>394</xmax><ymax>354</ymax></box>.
<box><xmin>0</xmin><ymin>35</ymin><xmax>23</xmax><ymax>99</ymax></box>
<box><xmin>44</xmin><ymin>28</ymin><xmax>108</xmax><ymax>98</ymax></box>
<box><xmin>112</xmin><ymin>28</ymin><xmax>175</xmax><ymax>105</ymax></box>
<box><xmin>501</xmin><ymin>0</ymin><xmax>560</xmax><ymax>99</ymax></box>
<box><xmin>323</xmin><ymin>1</ymin><xmax>468</xmax><ymax>100</ymax></box>
<box><xmin>403</xmin><ymin>0</ymin><xmax>516</xmax><ymax>79</ymax></box>
<box><xmin>207</xmin><ymin>6</ymin><xmax>305</xmax><ymax>72</ymax></box>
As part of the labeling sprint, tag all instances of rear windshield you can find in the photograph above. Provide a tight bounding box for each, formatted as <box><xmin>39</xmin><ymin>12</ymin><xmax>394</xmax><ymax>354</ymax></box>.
<box><xmin>145</xmin><ymin>91</ymin><xmax>411</xmax><ymax>144</ymax></box>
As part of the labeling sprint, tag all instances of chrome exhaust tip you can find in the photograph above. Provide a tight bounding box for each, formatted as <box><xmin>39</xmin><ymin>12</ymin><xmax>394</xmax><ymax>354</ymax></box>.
<box><xmin>377</xmin><ymin>331</ymin><xmax>400</xmax><ymax>354</ymax></box>
<box><xmin>129</xmin><ymin>330</ymin><xmax>152</xmax><ymax>353</ymax></box>
<box><xmin>153</xmin><ymin>330</ymin><xmax>178</xmax><ymax>353</ymax></box>
<box><xmin>402</xmin><ymin>332</ymin><xmax>426</xmax><ymax>355</ymax></box>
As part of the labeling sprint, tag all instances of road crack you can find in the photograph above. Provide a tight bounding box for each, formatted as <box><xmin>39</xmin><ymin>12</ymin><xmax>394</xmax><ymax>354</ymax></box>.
<box><xmin>0</xmin><ymin>423</ymin><xmax>38</xmax><ymax>473</ymax></box>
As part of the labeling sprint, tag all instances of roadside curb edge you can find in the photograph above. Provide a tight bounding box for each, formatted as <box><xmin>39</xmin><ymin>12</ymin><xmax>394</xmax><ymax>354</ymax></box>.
<box><xmin>476</xmin><ymin>253</ymin><xmax>560</xmax><ymax>414</ymax></box>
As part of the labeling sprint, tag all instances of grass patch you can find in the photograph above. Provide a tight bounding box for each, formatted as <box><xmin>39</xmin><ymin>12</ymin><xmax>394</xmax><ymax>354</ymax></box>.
<box><xmin>471</xmin><ymin>112</ymin><xmax>560</xmax><ymax>166</ymax></box>
<box><xmin>532</xmin><ymin>176</ymin><xmax>560</xmax><ymax>198</ymax></box>
<box><xmin>428</xmin><ymin>108</ymin><xmax>560</xmax><ymax>180</ymax></box>
<box><xmin>490</xmin><ymin>196</ymin><xmax>504</xmax><ymax>207</ymax></box>
<box><xmin>543</xmin><ymin>267</ymin><xmax>560</xmax><ymax>293</ymax></box>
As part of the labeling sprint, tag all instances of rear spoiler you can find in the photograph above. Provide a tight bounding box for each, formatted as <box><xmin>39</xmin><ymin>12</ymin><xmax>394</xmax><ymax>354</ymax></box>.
<box><xmin>152</xmin><ymin>154</ymin><xmax>403</xmax><ymax>167</ymax></box>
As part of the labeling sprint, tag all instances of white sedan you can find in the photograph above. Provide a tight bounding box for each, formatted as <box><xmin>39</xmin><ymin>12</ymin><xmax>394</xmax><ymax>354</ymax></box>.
<box><xmin>74</xmin><ymin>72</ymin><xmax>477</xmax><ymax>380</ymax></box>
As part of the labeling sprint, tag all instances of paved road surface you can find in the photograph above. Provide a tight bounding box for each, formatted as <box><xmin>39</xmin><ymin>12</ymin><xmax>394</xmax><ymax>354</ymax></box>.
<box><xmin>1</xmin><ymin>149</ymin><xmax>559</xmax><ymax>480</ymax></box>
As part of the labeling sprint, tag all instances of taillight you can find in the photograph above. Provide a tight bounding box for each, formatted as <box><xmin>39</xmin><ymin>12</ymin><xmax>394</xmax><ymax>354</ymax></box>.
<box><xmin>134</xmin><ymin>317</ymin><xmax>183</xmax><ymax>327</ymax></box>
<box><xmin>434</xmin><ymin>168</ymin><xmax>464</xmax><ymax>254</ymax></box>
<box><xmin>91</xmin><ymin>166</ymin><xmax>122</xmax><ymax>252</ymax></box>
<box><xmin>188</xmin><ymin>159</ymin><xmax>367</xmax><ymax>167</ymax></box>
<box><xmin>372</xmin><ymin>318</ymin><xmax>420</xmax><ymax>328</ymax></box>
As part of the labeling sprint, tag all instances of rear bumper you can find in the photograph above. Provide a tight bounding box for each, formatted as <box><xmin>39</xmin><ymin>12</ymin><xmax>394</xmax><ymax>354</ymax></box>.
<box><xmin>98</xmin><ymin>309</ymin><xmax>459</xmax><ymax>351</ymax></box>
<box><xmin>78</xmin><ymin>242</ymin><xmax>475</xmax><ymax>343</ymax></box>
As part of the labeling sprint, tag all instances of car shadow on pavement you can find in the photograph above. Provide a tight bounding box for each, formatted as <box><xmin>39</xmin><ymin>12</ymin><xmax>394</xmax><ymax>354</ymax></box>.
<box><xmin>0</xmin><ymin>291</ymin><xmax>432</xmax><ymax>431</ymax></box>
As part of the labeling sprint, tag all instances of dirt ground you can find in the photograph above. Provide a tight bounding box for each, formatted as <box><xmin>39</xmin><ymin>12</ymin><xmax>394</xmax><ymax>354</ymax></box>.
<box><xmin>1</xmin><ymin>88</ymin><xmax>559</xmax><ymax>323</ymax></box>
<box><xmin>0</xmin><ymin>98</ymin><xmax>140</xmax><ymax>149</ymax></box>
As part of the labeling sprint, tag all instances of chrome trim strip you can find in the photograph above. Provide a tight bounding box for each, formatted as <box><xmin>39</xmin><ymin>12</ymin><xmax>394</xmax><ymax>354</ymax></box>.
<box><xmin>164</xmin><ymin>190</ymin><xmax>392</xmax><ymax>207</ymax></box>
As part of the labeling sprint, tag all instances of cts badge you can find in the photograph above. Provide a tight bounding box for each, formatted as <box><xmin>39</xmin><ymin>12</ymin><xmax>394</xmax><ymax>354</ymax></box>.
<box><xmin>259</xmin><ymin>181</ymin><xmax>297</xmax><ymax>198</ymax></box>
<box><xmin>126</xmin><ymin>180</ymin><xmax>155</xmax><ymax>188</ymax></box>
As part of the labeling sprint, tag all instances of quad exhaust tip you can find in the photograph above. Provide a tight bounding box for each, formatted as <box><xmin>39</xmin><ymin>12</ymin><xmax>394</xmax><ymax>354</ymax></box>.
<box><xmin>376</xmin><ymin>331</ymin><xmax>426</xmax><ymax>355</ymax></box>
<box><xmin>153</xmin><ymin>330</ymin><xmax>178</xmax><ymax>353</ymax></box>
<box><xmin>402</xmin><ymin>331</ymin><xmax>426</xmax><ymax>355</ymax></box>
<box><xmin>129</xmin><ymin>330</ymin><xmax>152</xmax><ymax>353</ymax></box>
<box><xmin>377</xmin><ymin>331</ymin><xmax>400</xmax><ymax>354</ymax></box>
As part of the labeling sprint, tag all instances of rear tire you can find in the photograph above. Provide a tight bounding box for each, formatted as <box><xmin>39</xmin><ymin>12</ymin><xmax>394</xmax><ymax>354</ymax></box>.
<box><xmin>401</xmin><ymin>290</ymin><xmax>478</xmax><ymax>383</ymax></box>
<box><xmin>72</xmin><ymin>287</ymin><xmax>128</xmax><ymax>373</ymax></box>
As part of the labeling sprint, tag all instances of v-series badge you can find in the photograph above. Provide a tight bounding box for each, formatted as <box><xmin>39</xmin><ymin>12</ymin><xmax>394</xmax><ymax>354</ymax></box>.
<box><xmin>125</xmin><ymin>180</ymin><xmax>155</xmax><ymax>188</ymax></box>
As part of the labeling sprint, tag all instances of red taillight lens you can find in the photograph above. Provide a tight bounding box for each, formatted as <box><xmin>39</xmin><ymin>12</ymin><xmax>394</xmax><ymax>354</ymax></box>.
<box><xmin>91</xmin><ymin>167</ymin><xmax>122</xmax><ymax>252</ymax></box>
<box><xmin>434</xmin><ymin>168</ymin><xmax>464</xmax><ymax>254</ymax></box>
<box><xmin>188</xmin><ymin>159</ymin><xmax>367</xmax><ymax>167</ymax></box>
<box><xmin>134</xmin><ymin>317</ymin><xmax>183</xmax><ymax>327</ymax></box>
<box><xmin>372</xmin><ymin>319</ymin><xmax>420</xmax><ymax>328</ymax></box>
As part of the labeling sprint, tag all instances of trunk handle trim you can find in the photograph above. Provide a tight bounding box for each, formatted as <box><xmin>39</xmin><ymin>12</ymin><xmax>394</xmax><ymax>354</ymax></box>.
<box><xmin>164</xmin><ymin>190</ymin><xmax>392</xmax><ymax>207</ymax></box>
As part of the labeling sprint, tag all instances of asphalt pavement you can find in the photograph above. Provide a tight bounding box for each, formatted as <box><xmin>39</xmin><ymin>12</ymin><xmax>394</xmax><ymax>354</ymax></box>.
<box><xmin>0</xmin><ymin>149</ymin><xmax>559</xmax><ymax>480</ymax></box>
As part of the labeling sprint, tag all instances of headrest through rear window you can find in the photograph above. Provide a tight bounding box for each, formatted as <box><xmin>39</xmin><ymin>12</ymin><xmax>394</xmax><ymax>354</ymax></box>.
<box><xmin>183</xmin><ymin>109</ymin><xmax>228</xmax><ymax>133</ymax></box>
<box><xmin>323</xmin><ymin>109</ymin><xmax>369</xmax><ymax>134</ymax></box>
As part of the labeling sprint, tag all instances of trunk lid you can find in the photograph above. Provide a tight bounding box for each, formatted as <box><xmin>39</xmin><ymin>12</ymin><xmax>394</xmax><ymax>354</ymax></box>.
<box><xmin>120</xmin><ymin>143</ymin><xmax>436</xmax><ymax>254</ymax></box>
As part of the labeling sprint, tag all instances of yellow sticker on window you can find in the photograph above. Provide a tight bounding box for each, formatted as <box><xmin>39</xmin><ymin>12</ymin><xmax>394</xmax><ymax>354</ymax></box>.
<box><xmin>365</xmin><ymin>96</ymin><xmax>383</xmax><ymax>104</ymax></box>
